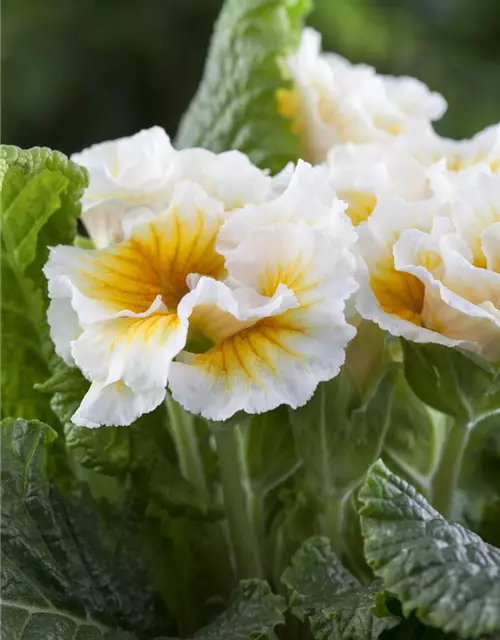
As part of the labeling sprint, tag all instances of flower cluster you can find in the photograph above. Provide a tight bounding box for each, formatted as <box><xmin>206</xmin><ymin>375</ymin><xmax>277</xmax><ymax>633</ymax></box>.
<box><xmin>45</xmin><ymin>128</ymin><xmax>357</xmax><ymax>426</ymax></box>
<box><xmin>285</xmin><ymin>28</ymin><xmax>500</xmax><ymax>362</ymax></box>
<box><xmin>45</xmin><ymin>29</ymin><xmax>500</xmax><ymax>429</ymax></box>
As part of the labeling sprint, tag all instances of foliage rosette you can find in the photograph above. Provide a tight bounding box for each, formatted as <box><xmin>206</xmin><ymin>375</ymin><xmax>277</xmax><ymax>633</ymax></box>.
<box><xmin>2</xmin><ymin>0</ymin><xmax>500</xmax><ymax>638</ymax></box>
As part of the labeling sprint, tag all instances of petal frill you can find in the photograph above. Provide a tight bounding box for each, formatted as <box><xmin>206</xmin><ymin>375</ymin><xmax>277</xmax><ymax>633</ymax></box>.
<box><xmin>71</xmin><ymin>301</ymin><xmax>188</xmax><ymax>392</ymax></box>
<box><xmin>171</xmin><ymin>148</ymin><xmax>272</xmax><ymax>210</ymax></box>
<box><xmin>72</xmin><ymin>381</ymin><xmax>166</xmax><ymax>428</ymax></box>
<box><xmin>47</xmin><ymin>295</ymin><xmax>82</xmax><ymax>365</ymax></box>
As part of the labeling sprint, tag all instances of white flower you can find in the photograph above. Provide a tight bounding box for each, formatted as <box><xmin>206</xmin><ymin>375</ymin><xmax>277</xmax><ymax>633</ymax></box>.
<box><xmin>45</xmin><ymin>160</ymin><xmax>357</xmax><ymax>426</ymax></box>
<box><xmin>355</xmin><ymin>172</ymin><xmax>500</xmax><ymax>360</ymax></box>
<box><xmin>71</xmin><ymin>127</ymin><xmax>273</xmax><ymax>248</ymax></box>
<box><xmin>170</xmin><ymin>164</ymin><xmax>357</xmax><ymax>420</ymax></box>
<box><xmin>281</xmin><ymin>28</ymin><xmax>446</xmax><ymax>163</ymax></box>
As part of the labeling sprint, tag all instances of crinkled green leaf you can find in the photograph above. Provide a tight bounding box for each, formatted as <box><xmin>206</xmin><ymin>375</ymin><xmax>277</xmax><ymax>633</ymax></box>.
<box><xmin>0</xmin><ymin>145</ymin><xmax>87</xmax><ymax>421</ymax></box>
<box><xmin>36</xmin><ymin>368</ymin><xmax>231</xmax><ymax>633</ymax></box>
<box><xmin>359</xmin><ymin>460</ymin><xmax>500</xmax><ymax>639</ymax></box>
<box><xmin>282</xmin><ymin>537</ymin><xmax>400</xmax><ymax>638</ymax></box>
<box><xmin>290</xmin><ymin>366</ymin><xmax>396</xmax><ymax>503</ymax></box>
<box><xmin>0</xmin><ymin>418</ymin><xmax>174</xmax><ymax>640</ymax></box>
<box><xmin>175</xmin><ymin>0</ymin><xmax>310</xmax><ymax>173</ymax></box>
<box><xmin>402</xmin><ymin>341</ymin><xmax>500</xmax><ymax>424</ymax></box>
<box><xmin>309</xmin><ymin>582</ymin><xmax>400</xmax><ymax>640</ymax></box>
<box><xmin>282</xmin><ymin>536</ymin><xmax>359</xmax><ymax>620</ymax></box>
<box><xmin>193</xmin><ymin>579</ymin><xmax>286</xmax><ymax>640</ymax></box>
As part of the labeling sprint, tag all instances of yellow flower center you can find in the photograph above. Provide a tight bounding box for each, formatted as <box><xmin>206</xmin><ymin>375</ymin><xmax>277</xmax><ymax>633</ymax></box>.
<box><xmin>370</xmin><ymin>258</ymin><xmax>425</xmax><ymax>326</ymax></box>
<box><xmin>77</xmin><ymin>208</ymin><xmax>226</xmax><ymax>315</ymax></box>
<box><xmin>337</xmin><ymin>189</ymin><xmax>378</xmax><ymax>226</ymax></box>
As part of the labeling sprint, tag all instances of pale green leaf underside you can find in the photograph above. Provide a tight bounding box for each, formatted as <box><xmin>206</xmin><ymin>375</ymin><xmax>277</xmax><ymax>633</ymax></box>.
<box><xmin>290</xmin><ymin>366</ymin><xmax>396</xmax><ymax>502</ymax></box>
<box><xmin>175</xmin><ymin>0</ymin><xmax>310</xmax><ymax>174</ymax></box>
<box><xmin>359</xmin><ymin>460</ymin><xmax>500</xmax><ymax>639</ymax></box>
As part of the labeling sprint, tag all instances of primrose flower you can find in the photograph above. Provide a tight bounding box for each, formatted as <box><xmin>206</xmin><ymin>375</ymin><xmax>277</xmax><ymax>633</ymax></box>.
<box><xmin>71</xmin><ymin>127</ymin><xmax>273</xmax><ymax>248</ymax></box>
<box><xmin>45</xmin><ymin>155</ymin><xmax>357</xmax><ymax>426</ymax></box>
<box><xmin>281</xmin><ymin>28</ymin><xmax>446</xmax><ymax>163</ymax></box>
<box><xmin>356</xmin><ymin>172</ymin><xmax>500</xmax><ymax>361</ymax></box>
<box><xmin>169</xmin><ymin>163</ymin><xmax>357</xmax><ymax>420</ymax></box>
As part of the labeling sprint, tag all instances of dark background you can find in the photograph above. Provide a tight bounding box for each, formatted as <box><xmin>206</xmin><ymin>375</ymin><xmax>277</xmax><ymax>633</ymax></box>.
<box><xmin>3</xmin><ymin>0</ymin><xmax>500</xmax><ymax>156</ymax></box>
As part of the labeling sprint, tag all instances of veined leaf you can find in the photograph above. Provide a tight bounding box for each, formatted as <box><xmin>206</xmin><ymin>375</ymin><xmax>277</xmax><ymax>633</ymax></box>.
<box><xmin>193</xmin><ymin>579</ymin><xmax>286</xmax><ymax>640</ymax></box>
<box><xmin>0</xmin><ymin>145</ymin><xmax>87</xmax><ymax>421</ymax></box>
<box><xmin>175</xmin><ymin>0</ymin><xmax>310</xmax><ymax>174</ymax></box>
<box><xmin>0</xmin><ymin>418</ymin><xmax>174</xmax><ymax>640</ymax></box>
<box><xmin>282</xmin><ymin>537</ymin><xmax>400</xmax><ymax>638</ymax></box>
<box><xmin>359</xmin><ymin>460</ymin><xmax>500</xmax><ymax>639</ymax></box>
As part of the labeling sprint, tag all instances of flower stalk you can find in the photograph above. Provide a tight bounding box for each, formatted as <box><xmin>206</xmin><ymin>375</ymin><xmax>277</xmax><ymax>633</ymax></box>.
<box><xmin>431</xmin><ymin>419</ymin><xmax>470</xmax><ymax>519</ymax></box>
<box><xmin>214</xmin><ymin>426</ymin><xmax>263</xmax><ymax>580</ymax></box>
<box><xmin>165</xmin><ymin>395</ymin><xmax>209</xmax><ymax>504</ymax></box>
<box><xmin>322</xmin><ymin>495</ymin><xmax>345</xmax><ymax>555</ymax></box>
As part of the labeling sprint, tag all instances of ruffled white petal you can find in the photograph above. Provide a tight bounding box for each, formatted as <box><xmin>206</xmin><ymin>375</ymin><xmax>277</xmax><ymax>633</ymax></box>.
<box><xmin>47</xmin><ymin>296</ymin><xmax>82</xmax><ymax>365</ymax></box>
<box><xmin>217</xmin><ymin>161</ymin><xmax>353</xmax><ymax>256</ymax></box>
<box><xmin>72</xmin><ymin>127</ymin><xmax>176</xmax><ymax>247</ymax></box>
<box><xmin>171</xmin><ymin>148</ymin><xmax>272</xmax><ymax>210</ymax></box>
<box><xmin>72</xmin><ymin>381</ymin><xmax>165</xmax><ymax>428</ymax></box>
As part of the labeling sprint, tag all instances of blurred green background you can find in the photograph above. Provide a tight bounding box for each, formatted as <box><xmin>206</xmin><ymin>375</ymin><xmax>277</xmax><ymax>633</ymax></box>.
<box><xmin>3</xmin><ymin>0</ymin><xmax>500</xmax><ymax>156</ymax></box>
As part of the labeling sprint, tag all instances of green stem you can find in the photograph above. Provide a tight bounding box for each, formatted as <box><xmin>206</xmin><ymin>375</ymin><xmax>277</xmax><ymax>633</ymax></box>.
<box><xmin>323</xmin><ymin>495</ymin><xmax>345</xmax><ymax>555</ymax></box>
<box><xmin>214</xmin><ymin>426</ymin><xmax>263</xmax><ymax>579</ymax></box>
<box><xmin>165</xmin><ymin>395</ymin><xmax>208</xmax><ymax>503</ymax></box>
<box><xmin>431</xmin><ymin>420</ymin><xmax>470</xmax><ymax>519</ymax></box>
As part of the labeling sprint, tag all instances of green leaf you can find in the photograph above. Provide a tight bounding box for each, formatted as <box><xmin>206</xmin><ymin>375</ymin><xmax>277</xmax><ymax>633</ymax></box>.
<box><xmin>359</xmin><ymin>460</ymin><xmax>500</xmax><ymax>639</ymax></box>
<box><xmin>36</xmin><ymin>369</ymin><xmax>232</xmax><ymax>633</ymax></box>
<box><xmin>282</xmin><ymin>537</ymin><xmax>400</xmax><ymax>638</ymax></box>
<box><xmin>0</xmin><ymin>418</ymin><xmax>174</xmax><ymax>640</ymax></box>
<box><xmin>36</xmin><ymin>363</ymin><xmax>89</xmax><ymax>426</ymax></box>
<box><xmin>0</xmin><ymin>145</ymin><xmax>87</xmax><ymax>421</ymax></box>
<box><xmin>383</xmin><ymin>373</ymin><xmax>447</xmax><ymax>486</ymax></box>
<box><xmin>289</xmin><ymin>366</ymin><xmax>396</xmax><ymax>503</ymax></box>
<box><xmin>282</xmin><ymin>536</ymin><xmax>359</xmax><ymax>620</ymax></box>
<box><xmin>401</xmin><ymin>341</ymin><xmax>500</xmax><ymax>424</ymax></box>
<box><xmin>268</xmin><ymin>483</ymin><xmax>321</xmax><ymax>587</ymax></box>
<box><xmin>175</xmin><ymin>0</ymin><xmax>310</xmax><ymax>174</ymax></box>
<box><xmin>193</xmin><ymin>579</ymin><xmax>286</xmax><ymax>640</ymax></box>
